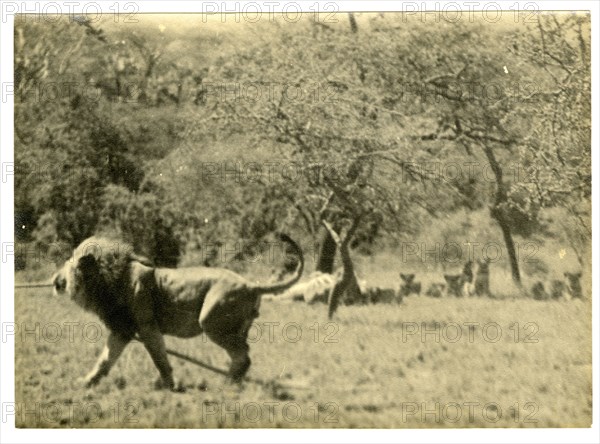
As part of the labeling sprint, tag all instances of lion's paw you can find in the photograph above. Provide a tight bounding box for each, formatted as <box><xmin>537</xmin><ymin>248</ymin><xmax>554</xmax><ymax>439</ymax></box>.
<box><xmin>154</xmin><ymin>376</ymin><xmax>186</xmax><ymax>393</ymax></box>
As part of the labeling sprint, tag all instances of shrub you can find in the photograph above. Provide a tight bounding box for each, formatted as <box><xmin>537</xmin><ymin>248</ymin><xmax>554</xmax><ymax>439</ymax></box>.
<box><xmin>98</xmin><ymin>184</ymin><xmax>182</xmax><ymax>267</ymax></box>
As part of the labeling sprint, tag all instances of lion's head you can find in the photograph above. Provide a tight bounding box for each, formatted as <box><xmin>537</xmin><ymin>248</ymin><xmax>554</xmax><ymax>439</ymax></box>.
<box><xmin>52</xmin><ymin>237</ymin><xmax>150</xmax><ymax>335</ymax></box>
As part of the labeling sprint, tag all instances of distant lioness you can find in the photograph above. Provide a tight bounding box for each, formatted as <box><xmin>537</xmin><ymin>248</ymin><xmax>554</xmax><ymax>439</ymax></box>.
<box><xmin>474</xmin><ymin>258</ymin><xmax>491</xmax><ymax>297</ymax></box>
<box><xmin>443</xmin><ymin>274</ymin><xmax>464</xmax><ymax>297</ymax></box>
<box><xmin>274</xmin><ymin>271</ymin><xmax>337</xmax><ymax>304</ymax></box>
<box><xmin>564</xmin><ymin>271</ymin><xmax>583</xmax><ymax>299</ymax></box>
<box><xmin>399</xmin><ymin>273</ymin><xmax>421</xmax><ymax>297</ymax></box>
<box><xmin>425</xmin><ymin>282</ymin><xmax>445</xmax><ymax>298</ymax></box>
<box><xmin>52</xmin><ymin>234</ymin><xmax>304</xmax><ymax>390</ymax></box>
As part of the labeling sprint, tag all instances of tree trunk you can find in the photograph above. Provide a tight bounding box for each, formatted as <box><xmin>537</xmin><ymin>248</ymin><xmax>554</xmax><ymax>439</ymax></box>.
<box><xmin>348</xmin><ymin>13</ymin><xmax>358</xmax><ymax>34</ymax></box>
<box><xmin>316</xmin><ymin>227</ymin><xmax>337</xmax><ymax>273</ymax></box>
<box><xmin>482</xmin><ymin>145</ymin><xmax>521</xmax><ymax>285</ymax></box>
<box><xmin>323</xmin><ymin>217</ymin><xmax>363</xmax><ymax>319</ymax></box>
<box><xmin>348</xmin><ymin>13</ymin><xmax>367</xmax><ymax>84</ymax></box>
<box><xmin>496</xmin><ymin>214</ymin><xmax>521</xmax><ymax>283</ymax></box>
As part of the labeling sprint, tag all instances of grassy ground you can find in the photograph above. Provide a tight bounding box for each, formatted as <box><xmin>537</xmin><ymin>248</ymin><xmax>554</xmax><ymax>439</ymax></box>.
<box><xmin>14</xmin><ymin>284</ymin><xmax>591</xmax><ymax>428</ymax></box>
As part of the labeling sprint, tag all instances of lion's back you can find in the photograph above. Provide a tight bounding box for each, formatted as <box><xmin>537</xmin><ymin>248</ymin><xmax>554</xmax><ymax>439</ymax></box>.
<box><xmin>154</xmin><ymin>266</ymin><xmax>249</xmax><ymax>303</ymax></box>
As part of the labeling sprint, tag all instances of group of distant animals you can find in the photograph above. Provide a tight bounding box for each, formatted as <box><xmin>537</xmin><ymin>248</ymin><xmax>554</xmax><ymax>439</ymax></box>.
<box><xmin>420</xmin><ymin>258</ymin><xmax>491</xmax><ymax>298</ymax></box>
<box><xmin>396</xmin><ymin>259</ymin><xmax>491</xmax><ymax>299</ymax></box>
<box><xmin>267</xmin><ymin>258</ymin><xmax>491</xmax><ymax>306</ymax></box>
<box><xmin>268</xmin><ymin>259</ymin><xmax>584</xmax><ymax>305</ymax></box>
<box><xmin>265</xmin><ymin>269</ymin><xmax>403</xmax><ymax>305</ymax></box>
<box><xmin>531</xmin><ymin>272</ymin><xmax>583</xmax><ymax>301</ymax></box>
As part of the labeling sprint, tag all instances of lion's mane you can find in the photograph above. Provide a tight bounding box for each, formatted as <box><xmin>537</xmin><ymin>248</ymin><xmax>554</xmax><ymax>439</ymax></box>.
<box><xmin>71</xmin><ymin>236</ymin><xmax>149</xmax><ymax>338</ymax></box>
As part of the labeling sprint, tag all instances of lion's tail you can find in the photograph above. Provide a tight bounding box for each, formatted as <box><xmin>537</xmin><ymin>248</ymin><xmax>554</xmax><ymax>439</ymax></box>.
<box><xmin>252</xmin><ymin>233</ymin><xmax>304</xmax><ymax>295</ymax></box>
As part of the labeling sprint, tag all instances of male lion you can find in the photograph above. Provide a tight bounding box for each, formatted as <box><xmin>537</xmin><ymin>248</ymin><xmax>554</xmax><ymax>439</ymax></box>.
<box><xmin>52</xmin><ymin>234</ymin><xmax>304</xmax><ymax>390</ymax></box>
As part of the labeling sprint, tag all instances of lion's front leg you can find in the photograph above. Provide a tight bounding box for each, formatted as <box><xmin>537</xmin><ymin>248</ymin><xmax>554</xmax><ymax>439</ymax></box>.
<box><xmin>137</xmin><ymin>323</ymin><xmax>181</xmax><ymax>391</ymax></box>
<box><xmin>81</xmin><ymin>332</ymin><xmax>129</xmax><ymax>388</ymax></box>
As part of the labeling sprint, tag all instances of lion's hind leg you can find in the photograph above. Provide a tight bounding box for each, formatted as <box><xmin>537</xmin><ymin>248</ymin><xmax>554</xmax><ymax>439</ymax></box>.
<box><xmin>205</xmin><ymin>331</ymin><xmax>251</xmax><ymax>383</ymax></box>
<box><xmin>199</xmin><ymin>285</ymin><xmax>257</xmax><ymax>384</ymax></box>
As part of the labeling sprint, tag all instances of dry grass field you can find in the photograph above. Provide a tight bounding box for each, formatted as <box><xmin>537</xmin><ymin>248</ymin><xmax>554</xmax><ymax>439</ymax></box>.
<box><xmin>14</xmin><ymin>281</ymin><xmax>591</xmax><ymax>428</ymax></box>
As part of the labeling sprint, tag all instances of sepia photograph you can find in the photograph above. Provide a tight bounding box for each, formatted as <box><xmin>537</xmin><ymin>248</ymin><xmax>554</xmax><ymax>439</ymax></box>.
<box><xmin>1</xmin><ymin>0</ymin><xmax>598</xmax><ymax>439</ymax></box>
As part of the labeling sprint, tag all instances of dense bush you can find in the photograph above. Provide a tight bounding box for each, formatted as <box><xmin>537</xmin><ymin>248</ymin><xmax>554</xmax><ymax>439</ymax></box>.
<box><xmin>98</xmin><ymin>184</ymin><xmax>182</xmax><ymax>267</ymax></box>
